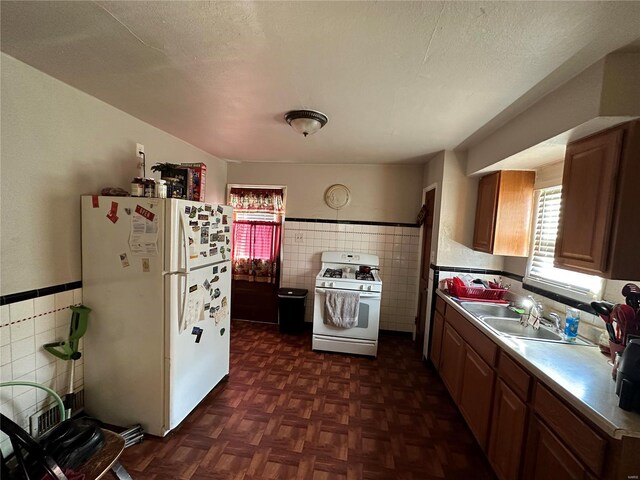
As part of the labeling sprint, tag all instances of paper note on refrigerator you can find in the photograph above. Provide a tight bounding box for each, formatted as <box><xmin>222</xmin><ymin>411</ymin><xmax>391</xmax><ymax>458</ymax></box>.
<box><xmin>180</xmin><ymin>286</ymin><xmax>206</xmax><ymax>333</ymax></box>
<box><xmin>129</xmin><ymin>210</ymin><xmax>159</xmax><ymax>256</ymax></box>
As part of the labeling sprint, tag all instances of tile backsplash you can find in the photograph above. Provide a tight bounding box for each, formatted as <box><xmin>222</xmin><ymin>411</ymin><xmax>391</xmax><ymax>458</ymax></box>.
<box><xmin>0</xmin><ymin>289</ymin><xmax>84</xmax><ymax>453</ymax></box>
<box><xmin>281</xmin><ymin>221</ymin><xmax>420</xmax><ymax>333</ymax></box>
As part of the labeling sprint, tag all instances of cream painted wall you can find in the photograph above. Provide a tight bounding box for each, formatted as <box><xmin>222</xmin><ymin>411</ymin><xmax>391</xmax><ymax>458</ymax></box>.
<box><xmin>466</xmin><ymin>58</ymin><xmax>605</xmax><ymax>175</ymax></box>
<box><xmin>421</xmin><ymin>152</ymin><xmax>444</xmax><ymax>265</ymax></box>
<box><xmin>600</xmin><ymin>53</ymin><xmax>640</xmax><ymax>115</ymax></box>
<box><xmin>437</xmin><ymin>151</ymin><xmax>504</xmax><ymax>270</ymax></box>
<box><xmin>466</xmin><ymin>53</ymin><xmax>640</xmax><ymax>175</ymax></box>
<box><xmin>227</xmin><ymin>163</ymin><xmax>423</xmax><ymax>224</ymax></box>
<box><xmin>0</xmin><ymin>54</ymin><xmax>228</xmax><ymax>295</ymax></box>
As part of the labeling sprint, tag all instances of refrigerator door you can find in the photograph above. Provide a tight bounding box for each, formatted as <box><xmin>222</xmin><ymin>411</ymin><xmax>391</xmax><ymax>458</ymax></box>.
<box><xmin>166</xmin><ymin>261</ymin><xmax>231</xmax><ymax>430</ymax></box>
<box><xmin>166</xmin><ymin>200</ymin><xmax>233</xmax><ymax>273</ymax></box>
<box><xmin>81</xmin><ymin>196</ymin><xmax>167</xmax><ymax>435</ymax></box>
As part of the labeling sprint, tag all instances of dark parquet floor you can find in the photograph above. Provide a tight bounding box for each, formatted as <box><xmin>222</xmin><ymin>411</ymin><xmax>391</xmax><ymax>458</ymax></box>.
<box><xmin>117</xmin><ymin>321</ymin><xmax>496</xmax><ymax>479</ymax></box>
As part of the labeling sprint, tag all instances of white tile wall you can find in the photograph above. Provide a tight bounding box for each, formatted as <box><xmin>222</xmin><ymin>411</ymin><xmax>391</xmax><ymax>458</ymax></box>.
<box><xmin>281</xmin><ymin>221</ymin><xmax>420</xmax><ymax>333</ymax></box>
<box><xmin>0</xmin><ymin>289</ymin><xmax>83</xmax><ymax>454</ymax></box>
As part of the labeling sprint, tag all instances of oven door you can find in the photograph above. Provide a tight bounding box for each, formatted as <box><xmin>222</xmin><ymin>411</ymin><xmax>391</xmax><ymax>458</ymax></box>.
<box><xmin>313</xmin><ymin>288</ymin><xmax>381</xmax><ymax>340</ymax></box>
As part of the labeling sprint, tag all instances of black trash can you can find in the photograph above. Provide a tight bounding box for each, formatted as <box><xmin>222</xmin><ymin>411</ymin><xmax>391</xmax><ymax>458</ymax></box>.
<box><xmin>278</xmin><ymin>288</ymin><xmax>308</xmax><ymax>334</ymax></box>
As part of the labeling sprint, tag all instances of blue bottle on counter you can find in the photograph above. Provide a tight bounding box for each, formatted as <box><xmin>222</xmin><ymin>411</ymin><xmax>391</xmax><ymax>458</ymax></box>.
<box><xmin>564</xmin><ymin>307</ymin><xmax>581</xmax><ymax>342</ymax></box>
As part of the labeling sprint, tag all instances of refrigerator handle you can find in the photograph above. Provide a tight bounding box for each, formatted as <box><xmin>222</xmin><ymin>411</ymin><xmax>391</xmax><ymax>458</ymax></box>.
<box><xmin>179</xmin><ymin>213</ymin><xmax>191</xmax><ymax>274</ymax></box>
<box><xmin>178</xmin><ymin>273</ymin><xmax>188</xmax><ymax>331</ymax></box>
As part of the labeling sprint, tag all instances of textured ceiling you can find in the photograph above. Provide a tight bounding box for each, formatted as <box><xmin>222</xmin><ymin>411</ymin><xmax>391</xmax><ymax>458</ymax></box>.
<box><xmin>2</xmin><ymin>1</ymin><xmax>640</xmax><ymax>164</ymax></box>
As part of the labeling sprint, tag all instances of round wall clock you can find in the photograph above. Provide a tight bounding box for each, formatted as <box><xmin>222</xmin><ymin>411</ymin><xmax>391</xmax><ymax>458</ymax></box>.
<box><xmin>325</xmin><ymin>184</ymin><xmax>351</xmax><ymax>210</ymax></box>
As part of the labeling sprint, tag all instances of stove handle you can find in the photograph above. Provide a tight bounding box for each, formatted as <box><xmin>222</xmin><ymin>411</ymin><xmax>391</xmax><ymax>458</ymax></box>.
<box><xmin>315</xmin><ymin>288</ymin><xmax>381</xmax><ymax>299</ymax></box>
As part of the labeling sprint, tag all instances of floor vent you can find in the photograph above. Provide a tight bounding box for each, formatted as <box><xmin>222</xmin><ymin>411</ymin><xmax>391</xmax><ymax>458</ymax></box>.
<box><xmin>29</xmin><ymin>389</ymin><xmax>85</xmax><ymax>437</ymax></box>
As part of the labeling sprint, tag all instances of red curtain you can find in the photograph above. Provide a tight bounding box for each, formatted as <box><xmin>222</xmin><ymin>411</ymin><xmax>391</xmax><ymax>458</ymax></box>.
<box><xmin>230</xmin><ymin>188</ymin><xmax>283</xmax><ymax>284</ymax></box>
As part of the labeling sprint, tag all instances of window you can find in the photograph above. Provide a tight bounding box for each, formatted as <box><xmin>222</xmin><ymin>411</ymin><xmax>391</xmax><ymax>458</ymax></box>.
<box><xmin>525</xmin><ymin>186</ymin><xmax>603</xmax><ymax>300</ymax></box>
<box><xmin>228</xmin><ymin>187</ymin><xmax>284</xmax><ymax>283</ymax></box>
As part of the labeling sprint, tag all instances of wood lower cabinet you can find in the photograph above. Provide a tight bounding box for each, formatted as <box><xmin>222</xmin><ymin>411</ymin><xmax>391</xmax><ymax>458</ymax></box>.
<box><xmin>488</xmin><ymin>380</ymin><xmax>528</xmax><ymax>480</ymax></box>
<box><xmin>473</xmin><ymin>170</ymin><xmax>535</xmax><ymax>257</ymax></box>
<box><xmin>523</xmin><ymin>417</ymin><xmax>588</xmax><ymax>480</ymax></box>
<box><xmin>458</xmin><ymin>345</ymin><xmax>495</xmax><ymax>450</ymax></box>
<box><xmin>439</xmin><ymin>322</ymin><xmax>465</xmax><ymax>401</ymax></box>
<box><xmin>430</xmin><ymin>311</ymin><xmax>444</xmax><ymax>369</ymax></box>
<box><xmin>555</xmin><ymin>120</ymin><xmax>640</xmax><ymax>278</ymax></box>
<box><xmin>432</xmin><ymin>295</ymin><xmax>640</xmax><ymax>480</ymax></box>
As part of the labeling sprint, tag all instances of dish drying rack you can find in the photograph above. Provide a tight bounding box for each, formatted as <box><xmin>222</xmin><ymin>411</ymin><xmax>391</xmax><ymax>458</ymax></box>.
<box><xmin>446</xmin><ymin>278</ymin><xmax>508</xmax><ymax>303</ymax></box>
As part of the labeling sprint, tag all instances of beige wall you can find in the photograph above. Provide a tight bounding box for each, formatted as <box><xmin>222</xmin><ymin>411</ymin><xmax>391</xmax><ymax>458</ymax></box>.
<box><xmin>227</xmin><ymin>162</ymin><xmax>423</xmax><ymax>224</ymax></box>
<box><xmin>419</xmin><ymin>150</ymin><xmax>503</xmax><ymax>270</ymax></box>
<box><xmin>466</xmin><ymin>53</ymin><xmax>640</xmax><ymax>175</ymax></box>
<box><xmin>600</xmin><ymin>53</ymin><xmax>640</xmax><ymax>115</ymax></box>
<box><xmin>0</xmin><ymin>54</ymin><xmax>228</xmax><ymax>295</ymax></box>
<box><xmin>466</xmin><ymin>59</ymin><xmax>605</xmax><ymax>175</ymax></box>
<box><xmin>422</xmin><ymin>152</ymin><xmax>444</xmax><ymax>264</ymax></box>
<box><xmin>437</xmin><ymin>151</ymin><xmax>504</xmax><ymax>270</ymax></box>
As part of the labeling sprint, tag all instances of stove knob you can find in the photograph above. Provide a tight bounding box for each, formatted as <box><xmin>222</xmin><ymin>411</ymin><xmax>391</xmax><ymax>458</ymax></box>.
<box><xmin>359</xmin><ymin>285</ymin><xmax>364</xmax><ymax>290</ymax></box>
<box><xmin>367</xmin><ymin>285</ymin><xmax>372</xmax><ymax>291</ymax></box>
<box><xmin>321</xmin><ymin>281</ymin><xmax>326</xmax><ymax>287</ymax></box>
<box><xmin>329</xmin><ymin>282</ymin><xmax>334</xmax><ymax>288</ymax></box>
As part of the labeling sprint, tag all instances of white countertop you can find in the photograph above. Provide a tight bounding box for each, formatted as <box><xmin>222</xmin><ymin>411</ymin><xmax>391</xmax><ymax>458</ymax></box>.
<box><xmin>437</xmin><ymin>290</ymin><xmax>640</xmax><ymax>440</ymax></box>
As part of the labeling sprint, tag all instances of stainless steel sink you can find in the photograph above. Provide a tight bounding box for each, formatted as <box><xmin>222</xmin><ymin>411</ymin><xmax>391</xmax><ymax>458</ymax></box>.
<box><xmin>480</xmin><ymin>317</ymin><xmax>591</xmax><ymax>345</ymax></box>
<box><xmin>482</xmin><ymin>317</ymin><xmax>562</xmax><ymax>341</ymax></box>
<box><xmin>459</xmin><ymin>302</ymin><xmax>521</xmax><ymax>320</ymax></box>
<box><xmin>455</xmin><ymin>300</ymin><xmax>594</xmax><ymax>345</ymax></box>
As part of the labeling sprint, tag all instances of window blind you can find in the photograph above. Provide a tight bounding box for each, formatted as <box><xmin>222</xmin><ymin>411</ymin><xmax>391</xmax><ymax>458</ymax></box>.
<box><xmin>526</xmin><ymin>187</ymin><xmax>601</xmax><ymax>297</ymax></box>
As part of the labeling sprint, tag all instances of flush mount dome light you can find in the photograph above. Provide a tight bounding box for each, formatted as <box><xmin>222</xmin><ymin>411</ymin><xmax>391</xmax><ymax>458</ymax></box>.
<box><xmin>284</xmin><ymin>109</ymin><xmax>328</xmax><ymax>137</ymax></box>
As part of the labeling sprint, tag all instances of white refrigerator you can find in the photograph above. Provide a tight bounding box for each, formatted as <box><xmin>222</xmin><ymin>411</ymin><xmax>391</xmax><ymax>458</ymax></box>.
<box><xmin>81</xmin><ymin>196</ymin><xmax>233</xmax><ymax>436</ymax></box>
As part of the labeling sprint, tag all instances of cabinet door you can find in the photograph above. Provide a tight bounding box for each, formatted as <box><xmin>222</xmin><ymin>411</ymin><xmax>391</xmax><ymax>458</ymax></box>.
<box><xmin>430</xmin><ymin>311</ymin><xmax>444</xmax><ymax>370</ymax></box>
<box><xmin>458</xmin><ymin>345</ymin><xmax>495</xmax><ymax>450</ymax></box>
<box><xmin>439</xmin><ymin>322</ymin><xmax>465</xmax><ymax>402</ymax></box>
<box><xmin>473</xmin><ymin>172</ymin><xmax>500</xmax><ymax>253</ymax></box>
<box><xmin>523</xmin><ymin>417</ymin><xmax>588</xmax><ymax>480</ymax></box>
<box><xmin>488</xmin><ymin>380</ymin><xmax>527</xmax><ymax>480</ymax></box>
<box><xmin>555</xmin><ymin>128</ymin><xmax>622</xmax><ymax>274</ymax></box>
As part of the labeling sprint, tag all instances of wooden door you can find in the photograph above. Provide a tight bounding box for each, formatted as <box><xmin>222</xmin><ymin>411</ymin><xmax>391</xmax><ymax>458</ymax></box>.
<box><xmin>439</xmin><ymin>322</ymin><xmax>465</xmax><ymax>402</ymax></box>
<box><xmin>555</xmin><ymin>128</ymin><xmax>622</xmax><ymax>274</ymax></box>
<box><xmin>416</xmin><ymin>189</ymin><xmax>436</xmax><ymax>353</ymax></box>
<box><xmin>473</xmin><ymin>172</ymin><xmax>500</xmax><ymax>253</ymax></box>
<box><xmin>488</xmin><ymin>380</ymin><xmax>528</xmax><ymax>480</ymax></box>
<box><xmin>458</xmin><ymin>345</ymin><xmax>495</xmax><ymax>450</ymax></box>
<box><xmin>430</xmin><ymin>311</ymin><xmax>444</xmax><ymax>370</ymax></box>
<box><xmin>523</xmin><ymin>418</ymin><xmax>587</xmax><ymax>480</ymax></box>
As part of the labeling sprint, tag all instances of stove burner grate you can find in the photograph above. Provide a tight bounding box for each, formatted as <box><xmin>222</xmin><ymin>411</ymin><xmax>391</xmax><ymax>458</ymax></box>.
<box><xmin>323</xmin><ymin>268</ymin><xmax>343</xmax><ymax>278</ymax></box>
<box><xmin>355</xmin><ymin>272</ymin><xmax>375</xmax><ymax>281</ymax></box>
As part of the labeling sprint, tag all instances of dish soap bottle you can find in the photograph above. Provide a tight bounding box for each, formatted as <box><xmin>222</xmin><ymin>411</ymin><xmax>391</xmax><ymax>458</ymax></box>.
<box><xmin>564</xmin><ymin>307</ymin><xmax>581</xmax><ymax>342</ymax></box>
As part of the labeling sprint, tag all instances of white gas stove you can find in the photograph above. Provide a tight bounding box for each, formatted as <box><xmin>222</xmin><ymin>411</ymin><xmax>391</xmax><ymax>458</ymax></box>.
<box><xmin>315</xmin><ymin>252</ymin><xmax>382</xmax><ymax>292</ymax></box>
<box><xmin>312</xmin><ymin>251</ymin><xmax>382</xmax><ymax>357</ymax></box>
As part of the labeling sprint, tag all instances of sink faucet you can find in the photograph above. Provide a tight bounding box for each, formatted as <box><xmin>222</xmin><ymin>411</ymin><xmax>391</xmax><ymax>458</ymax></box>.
<box><xmin>521</xmin><ymin>296</ymin><xmax>543</xmax><ymax>329</ymax></box>
<box><xmin>548</xmin><ymin>312</ymin><xmax>562</xmax><ymax>334</ymax></box>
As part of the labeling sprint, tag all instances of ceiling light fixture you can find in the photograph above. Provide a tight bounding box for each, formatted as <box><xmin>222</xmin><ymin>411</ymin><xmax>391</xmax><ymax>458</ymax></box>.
<box><xmin>284</xmin><ymin>109</ymin><xmax>328</xmax><ymax>137</ymax></box>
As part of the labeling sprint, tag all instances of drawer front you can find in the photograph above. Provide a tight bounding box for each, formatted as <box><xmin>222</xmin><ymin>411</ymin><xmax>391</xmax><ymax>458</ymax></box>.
<box><xmin>498</xmin><ymin>351</ymin><xmax>531</xmax><ymax>401</ymax></box>
<box><xmin>435</xmin><ymin>296</ymin><xmax>447</xmax><ymax>316</ymax></box>
<box><xmin>534</xmin><ymin>384</ymin><xmax>606</xmax><ymax>475</ymax></box>
<box><xmin>446</xmin><ymin>308</ymin><xmax>497</xmax><ymax>367</ymax></box>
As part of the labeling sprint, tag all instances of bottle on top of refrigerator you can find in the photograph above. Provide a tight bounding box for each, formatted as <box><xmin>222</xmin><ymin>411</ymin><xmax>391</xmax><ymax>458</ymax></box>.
<box><xmin>131</xmin><ymin>177</ymin><xmax>144</xmax><ymax>197</ymax></box>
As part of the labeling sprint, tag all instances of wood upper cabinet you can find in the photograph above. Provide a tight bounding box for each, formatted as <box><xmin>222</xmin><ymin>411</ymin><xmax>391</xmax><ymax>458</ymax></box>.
<box><xmin>555</xmin><ymin>120</ymin><xmax>640</xmax><ymax>278</ymax></box>
<box><xmin>488</xmin><ymin>380</ymin><xmax>528</xmax><ymax>480</ymax></box>
<box><xmin>430</xmin><ymin>311</ymin><xmax>444</xmax><ymax>370</ymax></box>
<box><xmin>458</xmin><ymin>345</ymin><xmax>495</xmax><ymax>451</ymax></box>
<box><xmin>473</xmin><ymin>171</ymin><xmax>535</xmax><ymax>257</ymax></box>
<box><xmin>439</xmin><ymin>322</ymin><xmax>465</xmax><ymax>401</ymax></box>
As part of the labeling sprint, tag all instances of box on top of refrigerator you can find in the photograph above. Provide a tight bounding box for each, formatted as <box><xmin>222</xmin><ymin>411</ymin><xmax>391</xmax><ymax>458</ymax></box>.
<box><xmin>181</xmin><ymin>163</ymin><xmax>207</xmax><ymax>201</ymax></box>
